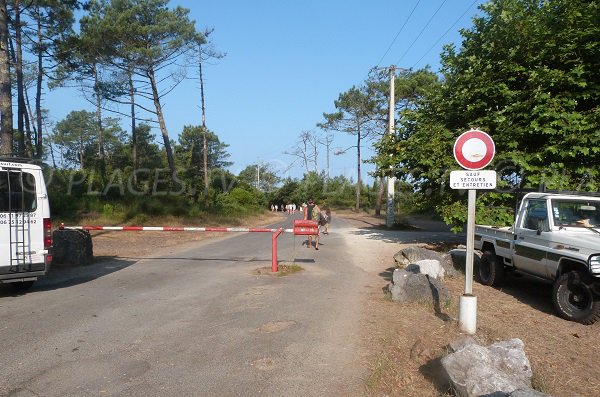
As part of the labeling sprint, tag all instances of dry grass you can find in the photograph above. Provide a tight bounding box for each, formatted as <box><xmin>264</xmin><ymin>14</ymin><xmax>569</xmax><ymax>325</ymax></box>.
<box><xmin>344</xmin><ymin>212</ymin><xmax>600</xmax><ymax>397</ymax></box>
<box><xmin>255</xmin><ymin>263</ymin><xmax>304</xmax><ymax>276</ymax></box>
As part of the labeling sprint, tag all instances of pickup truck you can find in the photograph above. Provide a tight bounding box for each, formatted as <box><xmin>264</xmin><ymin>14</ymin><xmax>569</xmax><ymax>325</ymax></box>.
<box><xmin>474</xmin><ymin>192</ymin><xmax>600</xmax><ymax>324</ymax></box>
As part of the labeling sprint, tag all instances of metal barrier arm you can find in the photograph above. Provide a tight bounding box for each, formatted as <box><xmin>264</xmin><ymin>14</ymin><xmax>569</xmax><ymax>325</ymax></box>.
<box><xmin>60</xmin><ymin>224</ymin><xmax>294</xmax><ymax>233</ymax></box>
<box><xmin>58</xmin><ymin>223</ymin><xmax>319</xmax><ymax>273</ymax></box>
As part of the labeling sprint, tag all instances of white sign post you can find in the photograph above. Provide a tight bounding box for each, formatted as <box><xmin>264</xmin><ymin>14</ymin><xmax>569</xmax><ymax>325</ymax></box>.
<box><xmin>452</xmin><ymin>129</ymin><xmax>496</xmax><ymax>334</ymax></box>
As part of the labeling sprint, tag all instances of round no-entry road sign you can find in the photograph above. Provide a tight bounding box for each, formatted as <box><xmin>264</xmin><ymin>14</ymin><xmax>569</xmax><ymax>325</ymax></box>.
<box><xmin>453</xmin><ymin>129</ymin><xmax>495</xmax><ymax>170</ymax></box>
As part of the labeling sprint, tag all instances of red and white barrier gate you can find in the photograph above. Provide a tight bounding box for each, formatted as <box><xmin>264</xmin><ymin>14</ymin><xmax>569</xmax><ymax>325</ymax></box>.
<box><xmin>59</xmin><ymin>220</ymin><xmax>319</xmax><ymax>272</ymax></box>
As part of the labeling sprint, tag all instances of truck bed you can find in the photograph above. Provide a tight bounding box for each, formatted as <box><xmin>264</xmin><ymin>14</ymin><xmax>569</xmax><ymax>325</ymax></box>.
<box><xmin>474</xmin><ymin>225</ymin><xmax>514</xmax><ymax>259</ymax></box>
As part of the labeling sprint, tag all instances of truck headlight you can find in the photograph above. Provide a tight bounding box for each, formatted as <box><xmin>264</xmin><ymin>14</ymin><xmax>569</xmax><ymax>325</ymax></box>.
<box><xmin>589</xmin><ymin>255</ymin><xmax>600</xmax><ymax>275</ymax></box>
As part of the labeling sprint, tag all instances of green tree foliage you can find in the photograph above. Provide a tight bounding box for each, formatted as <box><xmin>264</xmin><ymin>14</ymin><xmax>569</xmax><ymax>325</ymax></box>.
<box><xmin>238</xmin><ymin>163</ymin><xmax>280</xmax><ymax>192</ymax></box>
<box><xmin>52</xmin><ymin>110</ymin><xmax>126</xmax><ymax>170</ymax></box>
<box><xmin>382</xmin><ymin>0</ymin><xmax>600</xmax><ymax>230</ymax></box>
<box><xmin>267</xmin><ymin>177</ymin><xmax>300</xmax><ymax>207</ymax></box>
<box><xmin>369</xmin><ymin>68</ymin><xmax>441</xmax><ymax>176</ymax></box>
<box><xmin>319</xmin><ymin>86</ymin><xmax>379</xmax><ymax>211</ymax></box>
<box><xmin>216</xmin><ymin>186</ymin><xmax>266</xmax><ymax>215</ymax></box>
<box><xmin>24</xmin><ymin>0</ymin><xmax>79</xmax><ymax>158</ymax></box>
<box><xmin>176</xmin><ymin>125</ymin><xmax>232</xmax><ymax>170</ymax></box>
<box><xmin>99</xmin><ymin>0</ymin><xmax>205</xmax><ymax>176</ymax></box>
<box><xmin>132</xmin><ymin>123</ymin><xmax>164</xmax><ymax>170</ymax></box>
<box><xmin>175</xmin><ymin>125</ymin><xmax>232</xmax><ymax>198</ymax></box>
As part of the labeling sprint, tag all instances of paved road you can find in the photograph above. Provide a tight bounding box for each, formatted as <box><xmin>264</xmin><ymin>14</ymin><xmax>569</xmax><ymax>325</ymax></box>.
<box><xmin>0</xmin><ymin>215</ymin><xmax>370</xmax><ymax>397</ymax></box>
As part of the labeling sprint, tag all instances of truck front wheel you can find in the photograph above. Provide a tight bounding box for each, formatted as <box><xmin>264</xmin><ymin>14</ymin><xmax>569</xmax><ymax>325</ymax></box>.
<box><xmin>553</xmin><ymin>272</ymin><xmax>600</xmax><ymax>325</ymax></box>
<box><xmin>478</xmin><ymin>251</ymin><xmax>505</xmax><ymax>287</ymax></box>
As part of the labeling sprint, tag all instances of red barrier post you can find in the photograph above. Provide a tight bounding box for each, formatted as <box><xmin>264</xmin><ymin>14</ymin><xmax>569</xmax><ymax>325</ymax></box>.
<box><xmin>272</xmin><ymin>228</ymin><xmax>283</xmax><ymax>272</ymax></box>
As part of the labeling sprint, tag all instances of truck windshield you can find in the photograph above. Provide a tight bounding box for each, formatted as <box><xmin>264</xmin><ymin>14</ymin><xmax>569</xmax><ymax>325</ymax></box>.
<box><xmin>0</xmin><ymin>170</ymin><xmax>37</xmax><ymax>212</ymax></box>
<box><xmin>551</xmin><ymin>199</ymin><xmax>600</xmax><ymax>228</ymax></box>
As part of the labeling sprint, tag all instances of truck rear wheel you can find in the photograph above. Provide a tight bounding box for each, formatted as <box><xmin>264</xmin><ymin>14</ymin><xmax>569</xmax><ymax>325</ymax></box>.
<box><xmin>478</xmin><ymin>251</ymin><xmax>505</xmax><ymax>287</ymax></box>
<box><xmin>553</xmin><ymin>271</ymin><xmax>600</xmax><ymax>325</ymax></box>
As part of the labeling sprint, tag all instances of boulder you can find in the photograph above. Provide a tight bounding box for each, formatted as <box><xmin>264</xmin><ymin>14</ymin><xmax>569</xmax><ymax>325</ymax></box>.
<box><xmin>394</xmin><ymin>246</ymin><xmax>441</xmax><ymax>266</ymax></box>
<box><xmin>388</xmin><ymin>268</ymin><xmax>450</xmax><ymax>304</ymax></box>
<box><xmin>508</xmin><ymin>389</ymin><xmax>552</xmax><ymax>397</ymax></box>
<box><xmin>441</xmin><ymin>338</ymin><xmax>535</xmax><ymax>397</ymax></box>
<box><xmin>52</xmin><ymin>229</ymin><xmax>94</xmax><ymax>266</ymax></box>
<box><xmin>448</xmin><ymin>336</ymin><xmax>478</xmax><ymax>353</ymax></box>
<box><xmin>394</xmin><ymin>246</ymin><xmax>460</xmax><ymax>277</ymax></box>
<box><xmin>405</xmin><ymin>259</ymin><xmax>446</xmax><ymax>280</ymax></box>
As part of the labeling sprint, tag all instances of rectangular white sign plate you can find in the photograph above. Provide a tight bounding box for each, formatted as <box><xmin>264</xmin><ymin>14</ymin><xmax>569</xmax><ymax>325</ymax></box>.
<box><xmin>450</xmin><ymin>170</ymin><xmax>497</xmax><ymax>190</ymax></box>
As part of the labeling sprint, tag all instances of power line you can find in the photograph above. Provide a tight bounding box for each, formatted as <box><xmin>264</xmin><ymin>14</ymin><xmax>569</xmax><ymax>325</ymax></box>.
<box><xmin>410</xmin><ymin>0</ymin><xmax>481</xmax><ymax>69</ymax></box>
<box><xmin>395</xmin><ymin>0</ymin><xmax>449</xmax><ymax>66</ymax></box>
<box><xmin>374</xmin><ymin>0</ymin><xmax>422</xmax><ymax>68</ymax></box>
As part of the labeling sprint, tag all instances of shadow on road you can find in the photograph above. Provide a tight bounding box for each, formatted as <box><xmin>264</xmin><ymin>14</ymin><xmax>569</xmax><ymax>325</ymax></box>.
<box><xmin>0</xmin><ymin>257</ymin><xmax>136</xmax><ymax>296</ymax></box>
<box><xmin>349</xmin><ymin>227</ymin><xmax>464</xmax><ymax>245</ymax></box>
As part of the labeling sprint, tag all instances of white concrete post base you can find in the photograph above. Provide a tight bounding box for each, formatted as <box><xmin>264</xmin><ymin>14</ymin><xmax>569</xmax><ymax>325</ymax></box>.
<box><xmin>459</xmin><ymin>294</ymin><xmax>477</xmax><ymax>334</ymax></box>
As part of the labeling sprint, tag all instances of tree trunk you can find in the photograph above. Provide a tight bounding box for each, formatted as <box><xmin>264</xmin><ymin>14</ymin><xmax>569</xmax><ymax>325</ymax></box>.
<box><xmin>355</xmin><ymin>121</ymin><xmax>362</xmax><ymax>211</ymax></box>
<box><xmin>199</xmin><ymin>51</ymin><xmax>209</xmax><ymax>205</ymax></box>
<box><xmin>128</xmin><ymin>68</ymin><xmax>137</xmax><ymax>184</ymax></box>
<box><xmin>24</xmin><ymin>88</ymin><xmax>36</xmax><ymax>155</ymax></box>
<box><xmin>375</xmin><ymin>175</ymin><xmax>384</xmax><ymax>215</ymax></box>
<box><xmin>14</xmin><ymin>0</ymin><xmax>26</xmax><ymax>156</ymax></box>
<box><xmin>147</xmin><ymin>66</ymin><xmax>176</xmax><ymax>176</ymax></box>
<box><xmin>313</xmin><ymin>135</ymin><xmax>318</xmax><ymax>174</ymax></box>
<box><xmin>92</xmin><ymin>63</ymin><xmax>106</xmax><ymax>179</ymax></box>
<box><xmin>35</xmin><ymin>7</ymin><xmax>43</xmax><ymax>158</ymax></box>
<box><xmin>0</xmin><ymin>0</ymin><xmax>12</xmax><ymax>156</ymax></box>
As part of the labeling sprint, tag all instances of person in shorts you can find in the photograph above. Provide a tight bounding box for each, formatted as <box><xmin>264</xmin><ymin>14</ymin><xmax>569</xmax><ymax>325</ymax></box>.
<box><xmin>319</xmin><ymin>207</ymin><xmax>331</xmax><ymax>234</ymax></box>
<box><xmin>304</xmin><ymin>199</ymin><xmax>320</xmax><ymax>250</ymax></box>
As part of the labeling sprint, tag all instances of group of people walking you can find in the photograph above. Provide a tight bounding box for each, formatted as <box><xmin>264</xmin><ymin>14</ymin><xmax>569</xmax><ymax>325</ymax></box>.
<box><xmin>270</xmin><ymin>203</ymin><xmax>299</xmax><ymax>213</ymax></box>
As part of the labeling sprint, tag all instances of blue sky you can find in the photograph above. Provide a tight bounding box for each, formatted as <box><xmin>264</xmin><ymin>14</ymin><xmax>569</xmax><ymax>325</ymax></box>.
<box><xmin>46</xmin><ymin>0</ymin><xmax>486</xmax><ymax>183</ymax></box>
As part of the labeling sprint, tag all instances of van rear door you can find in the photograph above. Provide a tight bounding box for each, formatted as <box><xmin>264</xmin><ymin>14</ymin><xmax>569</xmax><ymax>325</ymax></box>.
<box><xmin>0</xmin><ymin>164</ymin><xmax>48</xmax><ymax>282</ymax></box>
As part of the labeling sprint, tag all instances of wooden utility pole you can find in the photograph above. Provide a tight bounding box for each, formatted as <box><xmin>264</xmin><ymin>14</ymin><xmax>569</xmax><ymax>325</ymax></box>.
<box><xmin>256</xmin><ymin>160</ymin><xmax>261</xmax><ymax>190</ymax></box>
<box><xmin>386</xmin><ymin>65</ymin><xmax>396</xmax><ymax>228</ymax></box>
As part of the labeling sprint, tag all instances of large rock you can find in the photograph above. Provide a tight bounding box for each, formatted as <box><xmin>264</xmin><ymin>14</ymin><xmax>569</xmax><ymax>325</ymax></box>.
<box><xmin>405</xmin><ymin>259</ymin><xmax>446</xmax><ymax>280</ymax></box>
<box><xmin>394</xmin><ymin>246</ymin><xmax>460</xmax><ymax>277</ymax></box>
<box><xmin>388</xmin><ymin>268</ymin><xmax>450</xmax><ymax>304</ymax></box>
<box><xmin>52</xmin><ymin>229</ymin><xmax>94</xmax><ymax>266</ymax></box>
<box><xmin>441</xmin><ymin>338</ymin><xmax>537</xmax><ymax>397</ymax></box>
<box><xmin>508</xmin><ymin>389</ymin><xmax>552</xmax><ymax>397</ymax></box>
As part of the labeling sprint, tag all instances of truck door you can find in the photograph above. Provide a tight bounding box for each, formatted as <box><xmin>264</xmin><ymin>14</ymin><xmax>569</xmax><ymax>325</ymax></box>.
<box><xmin>0</xmin><ymin>169</ymin><xmax>42</xmax><ymax>275</ymax></box>
<box><xmin>513</xmin><ymin>199</ymin><xmax>552</xmax><ymax>277</ymax></box>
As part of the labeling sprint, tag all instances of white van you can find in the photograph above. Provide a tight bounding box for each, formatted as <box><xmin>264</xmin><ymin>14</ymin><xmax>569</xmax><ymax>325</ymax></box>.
<box><xmin>0</xmin><ymin>158</ymin><xmax>52</xmax><ymax>291</ymax></box>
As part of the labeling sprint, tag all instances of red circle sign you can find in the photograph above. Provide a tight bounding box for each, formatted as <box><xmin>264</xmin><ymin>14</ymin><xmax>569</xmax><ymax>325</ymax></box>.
<box><xmin>453</xmin><ymin>129</ymin><xmax>495</xmax><ymax>170</ymax></box>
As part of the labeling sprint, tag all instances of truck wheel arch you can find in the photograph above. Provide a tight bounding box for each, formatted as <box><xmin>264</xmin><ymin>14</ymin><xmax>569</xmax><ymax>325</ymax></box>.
<box><xmin>480</xmin><ymin>241</ymin><xmax>496</xmax><ymax>254</ymax></box>
<box><xmin>556</xmin><ymin>258</ymin><xmax>589</xmax><ymax>280</ymax></box>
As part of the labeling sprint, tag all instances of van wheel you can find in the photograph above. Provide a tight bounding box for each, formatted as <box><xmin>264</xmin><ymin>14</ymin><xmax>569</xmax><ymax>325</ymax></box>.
<box><xmin>10</xmin><ymin>281</ymin><xmax>35</xmax><ymax>292</ymax></box>
<box><xmin>553</xmin><ymin>272</ymin><xmax>600</xmax><ymax>324</ymax></box>
<box><xmin>478</xmin><ymin>251</ymin><xmax>504</xmax><ymax>287</ymax></box>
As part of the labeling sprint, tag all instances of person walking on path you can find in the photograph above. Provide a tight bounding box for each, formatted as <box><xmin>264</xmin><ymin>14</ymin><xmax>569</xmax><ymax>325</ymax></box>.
<box><xmin>304</xmin><ymin>199</ymin><xmax>320</xmax><ymax>250</ymax></box>
<box><xmin>319</xmin><ymin>207</ymin><xmax>331</xmax><ymax>235</ymax></box>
